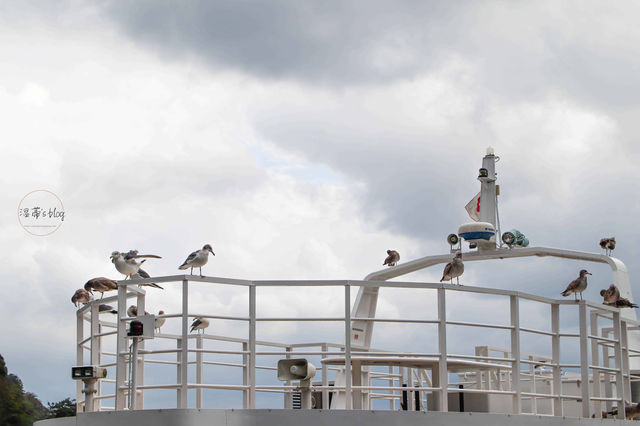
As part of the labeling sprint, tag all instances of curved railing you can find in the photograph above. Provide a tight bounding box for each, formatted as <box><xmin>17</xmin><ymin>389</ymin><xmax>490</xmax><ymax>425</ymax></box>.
<box><xmin>75</xmin><ymin>275</ymin><xmax>640</xmax><ymax>419</ymax></box>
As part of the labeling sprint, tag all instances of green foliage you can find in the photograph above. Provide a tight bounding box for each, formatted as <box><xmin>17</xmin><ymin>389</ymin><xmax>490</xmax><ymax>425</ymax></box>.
<box><xmin>0</xmin><ymin>353</ymin><xmax>76</xmax><ymax>425</ymax></box>
<box><xmin>46</xmin><ymin>398</ymin><xmax>76</xmax><ymax>419</ymax></box>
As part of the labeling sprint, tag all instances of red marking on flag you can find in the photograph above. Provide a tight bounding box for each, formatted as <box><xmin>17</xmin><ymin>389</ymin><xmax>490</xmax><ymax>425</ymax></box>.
<box><xmin>476</xmin><ymin>197</ymin><xmax>481</xmax><ymax>212</ymax></box>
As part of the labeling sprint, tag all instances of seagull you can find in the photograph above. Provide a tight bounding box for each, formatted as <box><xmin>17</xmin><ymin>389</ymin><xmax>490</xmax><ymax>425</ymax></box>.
<box><xmin>179</xmin><ymin>244</ymin><xmax>215</xmax><ymax>277</ymax></box>
<box><xmin>600</xmin><ymin>284</ymin><xmax>620</xmax><ymax>305</ymax></box>
<box><xmin>131</xmin><ymin>269</ymin><xmax>164</xmax><ymax>289</ymax></box>
<box><xmin>599</xmin><ymin>237</ymin><xmax>616</xmax><ymax>256</ymax></box>
<box><xmin>110</xmin><ymin>250</ymin><xmax>161</xmax><ymax>279</ymax></box>
<box><xmin>383</xmin><ymin>250</ymin><xmax>400</xmax><ymax>267</ymax></box>
<box><xmin>604</xmin><ymin>402</ymin><xmax>640</xmax><ymax>419</ymax></box>
<box><xmin>614</xmin><ymin>297</ymin><xmax>638</xmax><ymax>309</ymax></box>
<box><xmin>440</xmin><ymin>252</ymin><xmax>464</xmax><ymax>285</ymax></box>
<box><xmin>561</xmin><ymin>269</ymin><xmax>591</xmax><ymax>301</ymax></box>
<box><xmin>127</xmin><ymin>305</ymin><xmax>149</xmax><ymax>318</ymax></box>
<box><xmin>190</xmin><ymin>317</ymin><xmax>210</xmax><ymax>334</ymax></box>
<box><xmin>98</xmin><ymin>304</ymin><xmax>118</xmax><ymax>314</ymax></box>
<box><xmin>155</xmin><ymin>310</ymin><xmax>166</xmax><ymax>332</ymax></box>
<box><xmin>71</xmin><ymin>289</ymin><xmax>93</xmax><ymax>306</ymax></box>
<box><xmin>84</xmin><ymin>277</ymin><xmax>118</xmax><ymax>299</ymax></box>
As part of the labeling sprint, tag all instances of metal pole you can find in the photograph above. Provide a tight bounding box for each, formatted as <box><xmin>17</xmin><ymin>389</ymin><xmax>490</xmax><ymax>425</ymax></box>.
<box><xmin>176</xmin><ymin>338</ymin><xmax>182</xmax><ymax>407</ymax></box>
<box><xmin>115</xmin><ymin>284</ymin><xmax>128</xmax><ymax>410</ymax></box>
<box><xmin>344</xmin><ymin>283</ymin><xmax>353</xmax><ymax>409</ymax></box>
<box><xmin>590</xmin><ymin>311</ymin><xmax>601</xmax><ymax>417</ymax></box>
<box><xmin>180</xmin><ymin>279</ymin><xmax>188</xmax><ymax>408</ymax></box>
<box><xmin>322</xmin><ymin>343</ymin><xmax>329</xmax><ymax>408</ymax></box>
<box><xmin>249</xmin><ymin>284</ymin><xmax>256</xmax><ymax>409</ymax></box>
<box><xmin>89</xmin><ymin>304</ymin><xmax>99</xmax><ymax>412</ymax></box>
<box><xmin>578</xmin><ymin>301</ymin><xmax>590</xmax><ymax>418</ymax></box>
<box><xmin>602</xmin><ymin>328</ymin><xmax>613</xmax><ymax>413</ymax></box>
<box><xmin>437</xmin><ymin>287</ymin><xmax>448</xmax><ymax>412</ymax></box>
<box><xmin>135</xmin><ymin>292</ymin><xmax>145</xmax><ymax>409</ymax></box>
<box><xmin>196</xmin><ymin>335</ymin><xmax>203</xmax><ymax>408</ymax></box>
<box><xmin>76</xmin><ymin>311</ymin><xmax>83</xmax><ymax>412</ymax></box>
<box><xmin>242</xmin><ymin>342</ymin><xmax>249</xmax><ymax>408</ymax></box>
<box><xmin>130</xmin><ymin>338</ymin><xmax>139</xmax><ymax>410</ymax></box>
<box><xmin>551</xmin><ymin>303</ymin><xmax>562</xmax><ymax>416</ymax></box>
<box><xmin>622</xmin><ymin>321</ymin><xmax>631</xmax><ymax>405</ymax></box>
<box><xmin>510</xmin><ymin>295</ymin><xmax>521</xmax><ymax>414</ymax></box>
<box><xmin>613</xmin><ymin>311</ymin><xmax>625</xmax><ymax>419</ymax></box>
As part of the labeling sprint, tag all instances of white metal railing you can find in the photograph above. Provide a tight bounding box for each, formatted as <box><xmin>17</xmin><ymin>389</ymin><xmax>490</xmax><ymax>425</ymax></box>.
<box><xmin>75</xmin><ymin>275</ymin><xmax>640</xmax><ymax>418</ymax></box>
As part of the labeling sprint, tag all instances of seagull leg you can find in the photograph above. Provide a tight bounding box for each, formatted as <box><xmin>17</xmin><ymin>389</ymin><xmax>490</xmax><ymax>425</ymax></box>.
<box><xmin>200</xmin><ymin>266</ymin><xmax>203</xmax><ymax>278</ymax></box>
<box><xmin>190</xmin><ymin>266</ymin><xmax>193</xmax><ymax>275</ymax></box>
<box><xmin>100</xmin><ymin>293</ymin><xmax>104</xmax><ymax>299</ymax></box>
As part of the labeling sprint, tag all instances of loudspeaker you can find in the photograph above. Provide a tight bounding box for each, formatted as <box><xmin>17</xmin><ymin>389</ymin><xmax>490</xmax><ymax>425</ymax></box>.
<box><xmin>277</xmin><ymin>359</ymin><xmax>316</xmax><ymax>381</ymax></box>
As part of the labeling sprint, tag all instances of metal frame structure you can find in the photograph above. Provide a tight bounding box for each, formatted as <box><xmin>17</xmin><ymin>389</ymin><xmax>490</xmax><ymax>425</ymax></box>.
<box><xmin>75</xmin><ymin>274</ymin><xmax>640</xmax><ymax>418</ymax></box>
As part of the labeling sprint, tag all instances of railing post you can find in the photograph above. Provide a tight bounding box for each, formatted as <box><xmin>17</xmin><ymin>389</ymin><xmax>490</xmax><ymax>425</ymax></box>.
<box><xmin>242</xmin><ymin>342</ymin><xmax>249</xmax><ymax>408</ymax></box>
<box><xmin>578</xmin><ymin>301</ymin><xmax>590</xmax><ymax>418</ymax></box>
<box><xmin>115</xmin><ymin>284</ymin><xmax>128</xmax><ymax>410</ymax></box>
<box><xmin>196</xmin><ymin>335</ymin><xmax>203</xmax><ymax>408</ymax></box>
<box><xmin>90</xmin><ymin>303</ymin><xmax>100</xmax><ymax>412</ymax></box>
<box><xmin>76</xmin><ymin>310</ymin><xmax>84</xmax><ymax>413</ymax></box>
<box><xmin>321</xmin><ymin>343</ymin><xmax>329</xmax><ymax>409</ymax></box>
<box><xmin>344</xmin><ymin>283</ymin><xmax>352</xmax><ymax>409</ymax></box>
<box><xmin>135</xmin><ymin>292</ymin><xmax>145</xmax><ymax>409</ymax></box>
<box><xmin>248</xmin><ymin>283</ymin><xmax>256</xmax><ymax>408</ymax></box>
<box><xmin>437</xmin><ymin>287</ymin><xmax>448</xmax><ymax>412</ymax></box>
<box><xmin>621</xmin><ymin>321</ymin><xmax>631</xmax><ymax>403</ymax></box>
<box><xmin>180</xmin><ymin>279</ymin><xmax>189</xmax><ymax>408</ymax></box>
<box><xmin>284</xmin><ymin>345</ymin><xmax>292</xmax><ymax>408</ymax></box>
<box><xmin>551</xmin><ymin>303</ymin><xmax>562</xmax><ymax>416</ymax></box>
<box><xmin>602</xmin><ymin>328</ymin><xmax>613</xmax><ymax>413</ymax></box>
<box><xmin>590</xmin><ymin>311</ymin><xmax>601</xmax><ymax>417</ymax></box>
<box><xmin>612</xmin><ymin>311</ymin><xmax>625</xmax><ymax>419</ymax></box>
<box><xmin>176</xmin><ymin>337</ymin><xmax>182</xmax><ymax>407</ymax></box>
<box><xmin>510</xmin><ymin>295</ymin><xmax>521</xmax><ymax>414</ymax></box>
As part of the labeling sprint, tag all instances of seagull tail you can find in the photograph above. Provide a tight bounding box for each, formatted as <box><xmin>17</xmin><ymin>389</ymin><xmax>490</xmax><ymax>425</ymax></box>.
<box><xmin>178</xmin><ymin>264</ymin><xmax>189</xmax><ymax>270</ymax></box>
<box><xmin>109</xmin><ymin>310</ymin><xmax>117</xmax><ymax>314</ymax></box>
<box><xmin>147</xmin><ymin>283</ymin><xmax>164</xmax><ymax>290</ymax></box>
<box><xmin>561</xmin><ymin>290</ymin><xmax>570</xmax><ymax>297</ymax></box>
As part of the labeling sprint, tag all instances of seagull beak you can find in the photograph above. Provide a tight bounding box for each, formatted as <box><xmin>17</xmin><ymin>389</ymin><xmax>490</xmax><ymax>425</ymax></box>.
<box><xmin>210</xmin><ymin>249</ymin><xmax>215</xmax><ymax>256</ymax></box>
<box><xmin>587</xmin><ymin>272</ymin><xmax>592</xmax><ymax>275</ymax></box>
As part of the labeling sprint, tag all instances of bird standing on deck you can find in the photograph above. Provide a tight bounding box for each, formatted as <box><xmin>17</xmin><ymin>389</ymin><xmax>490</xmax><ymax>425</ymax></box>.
<box><xmin>110</xmin><ymin>250</ymin><xmax>161</xmax><ymax>280</ymax></box>
<box><xmin>179</xmin><ymin>244</ymin><xmax>215</xmax><ymax>277</ymax></box>
<box><xmin>71</xmin><ymin>289</ymin><xmax>93</xmax><ymax>306</ymax></box>
<box><xmin>190</xmin><ymin>317</ymin><xmax>210</xmax><ymax>334</ymax></box>
<box><xmin>84</xmin><ymin>277</ymin><xmax>118</xmax><ymax>299</ymax></box>
<box><xmin>383</xmin><ymin>250</ymin><xmax>400</xmax><ymax>267</ymax></box>
<box><xmin>561</xmin><ymin>269</ymin><xmax>591</xmax><ymax>301</ymax></box>
<box><xmin>599</xmin><ymin>237</ymin><xmax>616</xmax><ymax>256</ymax></box>
<box><xmin>440</xmin><ymin>252</ymin><xmax>464</xmax><ymax>285</ymax></box>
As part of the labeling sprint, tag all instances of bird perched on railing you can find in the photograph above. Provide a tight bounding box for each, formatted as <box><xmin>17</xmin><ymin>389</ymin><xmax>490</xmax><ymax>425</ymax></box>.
<box><xmin>110</xmin><ymin>250</ymin><xmax>161</xmax><ymax>280</ymax></box>
<box><xmin>99</xmin><ymin>304</ymin><xmax>118</xmax><ymax>314</ymax></box>
<box><xmin>179</xmin><ymin>244</ymin><xmax>215</xmax><ymax>277</ymax></box>
<box><xmin>190</xmin><ymin>317</ymin><xmax>210</xmax><ymax>334</ymax></box>
<box><xmin>71</xmin><ymin>289</ymin><xmax>93</xmax><ymax>306</ymax></box>
<box><xmin>599</xmin><ymin>237</ymin><xmax>616</xmax><ymax>256</ymax></box>
<box><xmin>599</xmin><ymin>284</ymin><xmax>638</xmax><ymax>308</ymax></box>
<box><xmin>127</xmin><ymin>305</ymin><xmax>149</xmax><ymax>318</ymax></box>
<box><xmin>84</xmin><ymin>277</ymin><xmax>118</xmax><ymax>299</ymax></box>
<box><xmin>440</xmin><ymin>252</ymin><xmax>464</xmax><ymax>285</ymax></box>
<box><xmin>131</xmin><ymin>269</ymin><xmax>164</xmax><ymax>289</ymax></box>
<box><xmin>561</xmin><ymin>269</ymin><xmax>591</xmax><ymax>301</ymax></box>
<box><xmin>600</xmin><ymin>284</ymin><xmax>620</xmax><ymax>305</ymax></box>
<box><xmin>383</xmin><ymin>250</ymin><xmax>400</xmax><ymax>267</ymax></box>
<box><xmin>155</xmin><ymin>310</ymin><xmax>166</xmax><ymax>332</ymax></box>
<box><xmin>602</xmin><ymin>402</ymin><xmax>640</xmax><ymax>419</ymax></box>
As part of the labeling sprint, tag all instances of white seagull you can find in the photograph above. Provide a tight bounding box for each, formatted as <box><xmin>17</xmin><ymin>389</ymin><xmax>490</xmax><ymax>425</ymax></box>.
<box><xmin>190</xmin><ymin>317</ymin><xmax>210</xmax><ymax>334</ymax></box>
<box><xmin>110</xmin><ymin>250</ymin><xmax>161</xmax><ymax>280</ymax></box>
<box><xmin>179</xmin><ymin>244</ymin><xmax>215</xmax><ymax>277</ymax></box>
<box><xmin>155</xmin><ymin>310</ymin><xmax>166</xmax><ymax>332</ymax></box>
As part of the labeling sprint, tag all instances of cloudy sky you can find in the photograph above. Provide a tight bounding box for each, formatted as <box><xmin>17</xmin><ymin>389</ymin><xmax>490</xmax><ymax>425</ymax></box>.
<box><xmin>2</xmin><ymin>0</ymin><xmax>640</xmax><ymax>409</ymax></box>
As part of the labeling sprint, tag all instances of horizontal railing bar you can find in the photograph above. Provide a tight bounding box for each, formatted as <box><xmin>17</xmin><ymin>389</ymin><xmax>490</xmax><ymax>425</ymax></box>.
<box><xmin>519</xmin><ymin>327</ymin><xmax>554</xmax><ymax>337</ymax></box>
<box><xmin>351</xmin><ymin>318</ymin><xmax>439</xmax><ymax>324</ymax></box>
<box><xmin>256</xmin><ymin>317</ymin><xmax>344</xmax><ymax>322</ymax></box>
<box><xmin>447</xmin><ymin>320</ymin><xmax>513</xmax><ymax>330</ymax></box>
<box><xmin>120</xmin><ymin>275</ymin><xmax>252</xmax><ymax>287</ymax></box>
<box><xmin>590</xmin><ymin>365</ymin><xmax>620</xmax><ymax>373</ymax></box>
<box><xmin>588</xmin><ymin>335</ymin><xmax>618</xmax><ymax>344</ymax></box>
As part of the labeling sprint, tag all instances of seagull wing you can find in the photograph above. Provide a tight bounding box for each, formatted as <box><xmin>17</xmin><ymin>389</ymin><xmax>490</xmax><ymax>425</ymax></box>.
<box><xmin>383</xmin><ymin>253</ymin><xmax>393</xmax><ymax>265</ymax></box>
<box><xmin>190</xmin><ymin>318</ymin><xmax>202</xmax><ymax>332</ymax></box>
<box><xmin>440</xmin><ymin>262</ymin><xmax>453</xmax><ymax>282</ymax></box>
<box><xmin>135</xmin><ymin>269</ymin><xmax>164</xmax><ymax>289</ymax></box>
<box><xmin>181</xmin><ymin>251</ymin><xmax>199</xmax><ymax>267</ymax></box>
<box><xmin>132</xmin><ymin>254</ymin><xmax>162</xmax><ymax>259</ymax></box>
<box><xmin>561</xmin><ymin>278</ymin><xmax>580</xmax><ymax>296</ymax></box>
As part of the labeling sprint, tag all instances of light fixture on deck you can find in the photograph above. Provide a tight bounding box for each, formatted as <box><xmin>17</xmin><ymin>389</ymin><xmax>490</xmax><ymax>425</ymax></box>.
<box><xmin>447</xmin><ymin>233</ymin><xmax>459</xmax><ymax>246</ymax></box>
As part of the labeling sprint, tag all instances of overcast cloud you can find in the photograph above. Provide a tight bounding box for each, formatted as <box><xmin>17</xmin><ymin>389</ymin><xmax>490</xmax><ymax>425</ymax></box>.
<box><xmin>1</xmin><ymin>0</ymin><xmax>640</xmax><ymax>409</ymax></box>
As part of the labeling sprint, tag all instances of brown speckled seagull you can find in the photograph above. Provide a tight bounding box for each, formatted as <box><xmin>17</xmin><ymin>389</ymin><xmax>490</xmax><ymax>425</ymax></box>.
<box><xmin>599</xmin><ymin>237</ymin><xmax>616</xmax><ymax>256</ymax></box>
<box><xmin>600</xmin><ymin>284</ymin><xmax>620</xmax><ymax>305</ymax></box>
<box><xmin>71</xmin><ymin>289</ymin><xmax>93</xmax><ymax>306</ymax></box>
<box><xmin>561</xmin><ymin>269</ymin><xmax>591</xmax><ymax>301</ymax></box>
<box><xmin>84</xmin><ymin>277</ymin><xmax>118</xmax><ymax>299</ymax></box>
<box><xmin>383</xmin><ymin>250</ymin><xmax>400</xmax><ymax>267</ymax></box>
<box><xmin>440</xmin><ymin>252</ymin><xmax>464</xmax><ymax>285</ymax></box>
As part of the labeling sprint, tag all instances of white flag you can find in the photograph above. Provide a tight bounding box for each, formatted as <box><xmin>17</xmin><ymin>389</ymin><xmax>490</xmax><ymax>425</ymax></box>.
<box><xmin>465</xmin><ymin>192</ymin><xmax>481</xmax><ymax>221</ymax></box>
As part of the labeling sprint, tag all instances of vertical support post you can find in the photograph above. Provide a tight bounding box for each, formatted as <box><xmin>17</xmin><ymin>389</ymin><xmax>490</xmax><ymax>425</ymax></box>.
<box><xmin>510</xmin><ymin>295</ymin><xmax>521</xmax><ymax>414</ymax></box>
<box><xmin>602</xmin><ymin>328</ymin><xmax>613</xmax><ymax>413</ymax></box>
<box><xmin>437</xmin><ymin>287</ymin><xmax>448</xmax><ymax>412</ymax></box>
<box><xmin>578</xmin><ymin>301</ymin><xmax>590</xmax><ymax>418</ymax></box>
<box><xmin>284</xmin><ymin>345</ymin><xmax>292</xmax><ymax>409</ymax></box>
<box><xmin>89</xmin><ymin>304</ymin><xmax>100</xmax><ymax>412</ymax></box>
<box><xmin>621</xmin><ymin>321</ymin><xmax>631</xmax><ymax>403</ymax></box>
<box><xmin>344</xmin><ymin>283</ymin><xmax>353</xmax><ymax>409</ymax></box>
<box><xmin>180</xmin><ymin>279</ymin><xmax>189</xmax><ymax>408</ymax></box>
<box><xmin>115</xmin><ymin>284</ymin><xmax>128</xmax><ymax>410</ymax></box>
<box><xmin>242</xmin><ymin>342</ymin><xmax>249</xmax><ymax>408</ymax></box>
<box><xmin>135</xmin><ymin>292</ymin><xmax>145</xmax><ymax>409</ymax></box>
<box><xmin>130</xmin><ymin>338</ymin><xmax>139</xmax><ymax>410</ymax></box>
<box><xmin>248</xmin><ymin>284</ymin><xmax>256</xmax><ymax>409</ymax></box>
<box><xmin>590</xmin><ymin>311</ymin><xmax>601</xmax><ymax>417</ymax></box>
<box><xmin>196</xmin><ymin>335</ymin><xmax>203</xmax><ymax>409</ymax></box>
<box><xmin>613</xmin><ymin>311</ymin><xmax>625</xmax><ymax>419</ymax></box>
<box><xmin>388</xmin><ymin>366</ymin><xmax>395</xmax><ymax>410</ymax></box>
<box><xmin>176</xmin><ymin>338</ymin><xmax>182</xmax><ymax>408</ymax></box>
<box><xmin>551</xmin><ymin>303</ymin><xmax>562</xmax><ymax>416</ymax></box>
<box><xmin>529</xmin><ymin>355</ymin><xmax>536</xmax><ymax>414</ymax></box>
<box><xmin>321</xmin><ymin>343</ymin><xmax>329</xmax><ymax>409</ymax></box>
<box><xmin>76</xmin><ymin>310</ymin><xmax>84</xmax><ymax>413</ymax></box>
